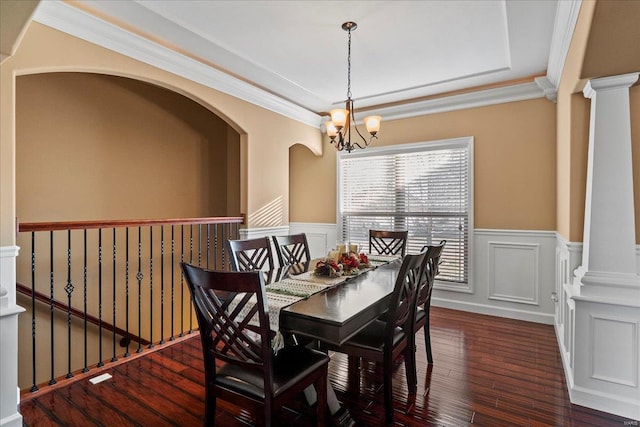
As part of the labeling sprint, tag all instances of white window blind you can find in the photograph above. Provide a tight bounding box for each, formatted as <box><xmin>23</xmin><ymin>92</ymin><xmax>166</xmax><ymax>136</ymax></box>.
<box><xmin>338</xmin><ymin>138</ymin><xmax>471</xmax><ymax>284</ymax></box>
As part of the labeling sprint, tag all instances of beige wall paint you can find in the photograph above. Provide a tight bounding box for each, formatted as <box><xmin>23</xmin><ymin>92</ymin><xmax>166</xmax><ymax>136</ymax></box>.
<box><xmin>1</xmin><ymin>22</ymin><xmax>323</xmax><ymax>247</ymax></box>
<box><xmin>16</xmin><ymin>73</ymin><xmax>237</xmax><ymax>222</ymax></box>
<box><xmin>556</xmin><ymin>0</ymin><xmax>640</xmax><ymax>243</ymax></box>
<box><xmin>556</xmin><ymin>0</ymin><xmax>595</xmax><ymax>243</ymax></box>
<box><xmin>291</xmin><ymin>98</ymin><xmax>557</xmax><ymax>231</ymax></box>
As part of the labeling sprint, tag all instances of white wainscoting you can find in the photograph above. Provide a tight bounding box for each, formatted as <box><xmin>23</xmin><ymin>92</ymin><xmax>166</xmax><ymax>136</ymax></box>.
<box><xmin>283</xmin><ymin>225</ymin><xmax>558</xmax><ymax>324</ymax></box>
<box><xmin>288</xmin><ymin>223</ymin><xmax>338</xmax><ymax>259</ymax></box>
<box><xmin>432</xmin><ymin>229</ymin><xmax>557</xmax><ymax>325</ymax></box>
<box><xmin>555</xmin><ymin>234</ymin><xmax>640</xmax><ymax>420</ymax></box>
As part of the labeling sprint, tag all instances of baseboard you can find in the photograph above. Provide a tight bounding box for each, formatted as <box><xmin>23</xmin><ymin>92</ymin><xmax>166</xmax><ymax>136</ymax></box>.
<box><xmin>568</xmin><ymin>384</ymin><xmax>640</xmax><ymax>421</ymax></box>
<box><xmin>432</xmin><ymin>296</ymin><xmax>555</xmax><ymax>325</ymax></box>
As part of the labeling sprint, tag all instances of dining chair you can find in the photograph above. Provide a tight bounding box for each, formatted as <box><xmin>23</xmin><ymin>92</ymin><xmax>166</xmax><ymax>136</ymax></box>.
<box><xmin>181</xmin><ymin>263</ymin><xmax>329</xmax><ymax>427</ymax></box>
<box><xmin>414</xmin><ymin>240</ymin><xmax>446</xmax><ymax>365</ymax></box>
<box><xmin>227</xmin><ymin>237</ymin><xmax>275</xmax><ymax>272</ymax></box>
<box><xmin>323</xmin><ymin>251</ymin><xmax>427</xmax><ymax>424</ymax></box>
<box><xmin>369</xmin><ymin>229</ymin><xmax>409</xmax><ymax>257</ymax></box>
<box><xmin>272</xmin><ymin>233</ymin><xmax>311</xmax><ymax>266</ymax></box>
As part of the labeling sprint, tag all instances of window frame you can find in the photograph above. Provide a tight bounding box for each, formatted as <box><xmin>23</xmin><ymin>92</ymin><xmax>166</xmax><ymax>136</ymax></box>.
<box><xmin>336</xmin><ymin>136</ymin><xmax>474</xmax><ymax>293</ymax></box>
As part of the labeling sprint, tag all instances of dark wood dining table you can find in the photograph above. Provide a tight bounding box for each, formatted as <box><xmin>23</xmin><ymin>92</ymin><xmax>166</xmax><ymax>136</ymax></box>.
<box><xmin>274</xmin><ymin>258</ymin><xmax>403</xmax><ymax>346</ymax></box>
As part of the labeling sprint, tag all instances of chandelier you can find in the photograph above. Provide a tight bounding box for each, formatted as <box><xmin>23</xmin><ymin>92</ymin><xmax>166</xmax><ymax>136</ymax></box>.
<box><xmin>326</xmin><ymin>22</ymin><xmax>381</xmax><ymax>153</ymax></box>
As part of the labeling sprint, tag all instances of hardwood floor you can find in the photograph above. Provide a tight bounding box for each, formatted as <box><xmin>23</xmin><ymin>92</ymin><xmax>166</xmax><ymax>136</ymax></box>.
<box><xmin>20</xmin><ymin>307</ymin><xmax>634</xmax><ymax>426</ymax></box>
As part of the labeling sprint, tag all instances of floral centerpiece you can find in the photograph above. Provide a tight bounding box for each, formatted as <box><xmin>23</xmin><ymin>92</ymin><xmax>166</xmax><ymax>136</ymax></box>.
<box><xmin>314</xmin><ymin>258</ymin><xmax>342</xmax><ymax>277</ymax></box>
<box><xmin>315</xmin><ymin>252</ymin><xmax>372</xmax><ymax>277</ymax></box>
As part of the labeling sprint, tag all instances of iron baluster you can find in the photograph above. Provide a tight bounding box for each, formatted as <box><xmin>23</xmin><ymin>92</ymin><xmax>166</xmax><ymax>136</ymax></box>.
<box><xmin>65</xmin><ymin>230</ymin><xmax>74</xmax><ymax>379</ymax></box>
<box><xmin>124</xmin><ymin>227</ymin><xmax>130</xmax><ymax>357</ymax></box>
<box><xmin>30</xmin><ymin>232</ymin><xmax>39</xmax><ymax>392</ymax></box>
<box><xmin>206</xmin><ymin>224</ymin><xmax>211</xmax><ymax>269</ymax></box>
<box><xmin>148</xmin><ymin>226</ymin><xmax>154</xmax><ymax>349</ymax></box>
<box><xmin>97</xmin><ymin>229</ymin><xmax>104</xmax><ymax>367</ymax></box>
<box><xmin>111</xmin><ymin>228</ymin><xmax>118</xmax><ymax>362</ymax></box>
<box><xmin>137</xmin><ymin>227</ymin><xmax>143</xmax><ymax>353</ymax></box>
<box><xmin>48</xmin><ymin>230</ymin><xmax>56</xmax><ymax>385</ymax></box>
<box><xmin>179</xmin><ymin>224</ymin><xmax>184</xmax><ymax>337</ymax></box>
<box><xmin>83</xmin><ymin>230</ymin><xmax>89</xmax><ymax>372</ymax></box>
<box><xmin>170</xmin><ymin>225</ymin><xmax>175</xmax><ymax>341</ymax></box>
<box><xmin>160</xmin><ymin>225</ymin><xmax>165</xmax><ymax>344</ymax></box>
<box><xmin>189</xmin><ymin>224</ymin><xmax>193</xmax><ymax>333</ymax></box>
<box><xmin>214</xmin><ymin>223</ymin><xmax>218</xmax><ymax>270</ymax></box>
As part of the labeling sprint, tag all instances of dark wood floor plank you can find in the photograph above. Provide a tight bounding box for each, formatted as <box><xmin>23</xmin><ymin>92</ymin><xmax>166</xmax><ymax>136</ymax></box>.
<box><xmin>20</xmin><ymin>307</ymin><xmax>637</xmax><ymax>427</ymax></box>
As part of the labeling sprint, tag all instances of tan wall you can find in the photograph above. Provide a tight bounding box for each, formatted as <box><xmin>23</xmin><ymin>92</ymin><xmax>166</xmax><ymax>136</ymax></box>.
<box><xmin>1</xmin><ymin>21</ymin><xmax>323</xmax><ymax>248</ymax></box>
<box><xmin>16</xmin><ymin>72</ymin><xmax>237</xmax><ymax>222</ymax></box>
<box><xmin>291</xmin><ymin>98</ymin><xmax>557</xmax><ymax>231</ymax></box>
<box><xmin>556</xmin><ymin>0</ymin><xmax>640</xmax><ymax>243</ymax></box>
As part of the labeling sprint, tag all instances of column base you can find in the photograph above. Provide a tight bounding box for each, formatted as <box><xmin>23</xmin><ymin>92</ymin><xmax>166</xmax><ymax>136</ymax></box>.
<box><xmin>574</xmin><ymin>267</ymin><xmax>640</xmax><ymax>303</ymax></box>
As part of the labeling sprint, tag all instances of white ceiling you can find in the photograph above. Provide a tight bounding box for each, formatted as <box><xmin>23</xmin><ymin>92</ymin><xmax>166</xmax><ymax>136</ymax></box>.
<box><xmin>38</xmin><ymin>0</ymin><xmax>559</xmax><ymax>116</ymax></box>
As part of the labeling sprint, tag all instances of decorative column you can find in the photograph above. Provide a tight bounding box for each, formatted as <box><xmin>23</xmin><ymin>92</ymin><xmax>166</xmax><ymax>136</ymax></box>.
<box><xmin>0</xmin><ymin>246</ymin><xmax>24</xmax><ymax>427</ymax></box>
<box><xmin>574</xmin><ymin>72</ymin><xmax>640</xmax><ymax>298</ymax></box>
<box><xmin>567</xmin><ymin>72</ymin><xmax>640</xmax><ymax>421</ymax></box>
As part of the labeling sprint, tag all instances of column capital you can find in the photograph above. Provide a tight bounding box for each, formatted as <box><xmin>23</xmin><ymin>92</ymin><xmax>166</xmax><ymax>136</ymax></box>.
<box><xmin>583</xmin><ymin>72</ymin><xmax>639</xmax><ymax>99</ymax></box>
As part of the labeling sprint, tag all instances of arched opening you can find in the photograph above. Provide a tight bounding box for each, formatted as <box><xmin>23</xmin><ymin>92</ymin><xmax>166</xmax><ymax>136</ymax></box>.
<box><xmin>16</xmin><ymin>72</ymin><xmax>241</xmax><ymax>222</ymax></box>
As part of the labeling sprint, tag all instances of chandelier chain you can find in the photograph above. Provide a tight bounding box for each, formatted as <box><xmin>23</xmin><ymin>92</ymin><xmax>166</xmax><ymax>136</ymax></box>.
<box><xmin>347</xmin><ymin>27</ymin><xmax>352</xmax><ymax>99</ymax></box>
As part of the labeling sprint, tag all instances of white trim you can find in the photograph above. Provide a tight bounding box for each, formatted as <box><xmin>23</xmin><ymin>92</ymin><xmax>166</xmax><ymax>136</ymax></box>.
<box><xmin>546</xmin><ymin>0</ymin><xmax>582</xmax><ymax>88</ymax></box>
<box><xmin>568</xmin><ymin>384</ymin><xmax>640</xmax><ymax>421</ymax></box>
<box><xmin>487</xmin><ymin>241</ymin><xmax>540</xmax><ymax>305</ymax></box>
<box><xmin>476</xmin><ymin>229</ymin><xmax>556</xmax><ymax>238</ymax></box>
<box><xmin>0</xmin><ymin>246</ymin><xmax>19</xmax><ymax>258</ymax></box>
<box><xmin>370</xmin><ymin>83</ymin><xmax>545</xmax><ymax>122</ymax></box>
<box><xmin>534</xmin><ymin>76</ymin><xmax>557</xmax><ymax>102</ymax></box>
<box><xmin>432</xmin><ymin>297</ymin><xmax>555</xmax><ymax>325</ymax></box>
<box><xmin>32</xmin><ymin>1</ymin><xmax>556</xmax><ymax>129</ymax></box>
<box><xmin>32</xmin><ymin>1</ymin><xmax>322</xmax><ymax>128</ymax></box>
<box><xmin>239</xmin><ymin>226</ymin><xmax>290</xmax><ymax>240</ymax></box>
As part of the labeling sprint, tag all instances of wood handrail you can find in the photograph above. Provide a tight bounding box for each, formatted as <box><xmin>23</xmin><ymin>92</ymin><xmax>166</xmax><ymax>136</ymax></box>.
<box><xmin>17</xmin><ymin>216</ymin><xmax>244</xmax><ymax>233</ymax></box>
<box><xmin>16</xmin><ymin>283</ymin><xmax>150</xmax><ymax>346</ymax></box>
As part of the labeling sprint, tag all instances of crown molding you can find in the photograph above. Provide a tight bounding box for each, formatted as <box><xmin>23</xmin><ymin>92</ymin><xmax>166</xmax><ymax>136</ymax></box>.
<box><xmin>32</xmin><ymin>1</ymin><xmax>322</xmax><ymax>128</ymax></box>
<box><xmin>364</xmin><ymin>82</ymin><xmax>545</xmax><ymax>122</ymax></box>
<box><xmin>32</xmin><ymin>0</ymin><xmax>560</xmax><ymax>130</ymax></box>
<box><xmin>546</xmin><ymin>0</ymin><xmax>582</xmax><ymax>89</ymax></box>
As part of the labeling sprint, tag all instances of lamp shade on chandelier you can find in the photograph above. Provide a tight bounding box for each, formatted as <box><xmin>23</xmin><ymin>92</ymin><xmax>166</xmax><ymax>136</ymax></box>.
<box><xmin>326</xmin><ymin>22</ymin><xmax>381</xmax><ymax>152</ymax></box>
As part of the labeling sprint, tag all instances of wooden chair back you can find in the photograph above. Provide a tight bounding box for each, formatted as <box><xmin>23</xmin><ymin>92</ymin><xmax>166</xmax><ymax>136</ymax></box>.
<box><xmin>417</xmin><ymin>240</ymin><xmax>446</xmax><ymax>309</ymax></box>
<box><xmin>272</xmin><ymin>233</ymin><xmax>311</xmax><ymax>266</ymax></box>
<box><xmin>181</xmin><ymin>262</ymin><xmax>329</xmax><ymax>426</ymax></box>
<box><xmin>369</xmin><ymin>229</ymin><xmax>409</xmax><ymax>257</ymax></box>
<box><xmin>227</xmin><ymin>237</ymin><xmax>275</xmax><ymax>271</ymax></box>
<box><xmin>386</xmin><ymin>251</ymin><xmax>428</xmax><ymax>341</ymax></box>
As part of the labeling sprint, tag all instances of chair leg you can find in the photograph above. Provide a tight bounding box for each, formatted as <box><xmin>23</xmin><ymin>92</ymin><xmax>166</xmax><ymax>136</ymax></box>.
<box><xmin>404</xmin><ymin>343</ymin><xmax>417</xmax><ymax>394</ymax></box>
<box><xmin>316</xmin><ymin>369</ymin><xmax>328</xmax><ymax>427</ymax></box>
<box><xmin>204</xmin><ymin>389</ymin><xmax>215</xmax><ymax>426</ymax></box>
<box><xmin>383</xmin><ymin>357</ymin><xmax>394</xmax><ymax>424</ymax></box>
<box><xmin>424</xmin><ymin>320</ymin><xmax>433</xmax><ymax>364</ymax></box>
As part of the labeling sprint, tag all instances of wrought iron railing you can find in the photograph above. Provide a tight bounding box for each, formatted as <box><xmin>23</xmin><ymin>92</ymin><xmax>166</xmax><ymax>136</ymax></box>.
<box><xmin>16</xmin><ymin>216</ymin><xmax>242</xmax><ymax>395</ymax></box>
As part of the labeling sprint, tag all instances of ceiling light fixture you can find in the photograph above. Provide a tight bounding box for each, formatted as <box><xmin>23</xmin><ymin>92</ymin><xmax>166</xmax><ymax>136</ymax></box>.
<box><xmin>326</xmin><ymin>22</ymin><xmax>381</xmax><ymax>153</ymax></box>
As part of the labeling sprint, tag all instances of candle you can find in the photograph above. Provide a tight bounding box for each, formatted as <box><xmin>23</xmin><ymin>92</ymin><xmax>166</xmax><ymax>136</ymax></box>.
<box><xmin>348</xmin><ymin>244</ymin><xmax>359</xmax><ymax>254</ymax></box>
<box><xmin>328</xmin><ymin>250</ymin><xmax>340</xmax><ymax>262</ymax></box>
<box><xmin>338</xmin><ymin>244</ymin><xmax>346</xmax><ymax>255</ymax></box>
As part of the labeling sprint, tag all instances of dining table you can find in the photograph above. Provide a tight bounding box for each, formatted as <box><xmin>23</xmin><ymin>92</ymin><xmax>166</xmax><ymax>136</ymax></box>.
<box><xmin>263</xmin><ymin>255</ymin><xmax>403</xmax><ymax>347</ymax></box>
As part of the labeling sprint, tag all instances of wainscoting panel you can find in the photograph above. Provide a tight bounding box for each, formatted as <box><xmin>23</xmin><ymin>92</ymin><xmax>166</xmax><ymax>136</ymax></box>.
<box><xmin>487</xmin><ymin>241</ymin><xmax>539</xmax><ymax>305</ymax></box>
<box><xmin>556</xmin><ymin>234</ymin><xmax>640</xmax><ymax>420</ymax></box>
<box><xmin>288</xmin><ymin>223</ymin><xmax>338</xmax><ymax>259</ymax></box>
<box><xmin>589</xmin><ymin>314</ymin><xmax>639</xmax><ymax>387</ymax></box>
<box><xmin>433</xmin><ymin>229</ymin><xmax>556</xmax><ymax>324</ymax></box>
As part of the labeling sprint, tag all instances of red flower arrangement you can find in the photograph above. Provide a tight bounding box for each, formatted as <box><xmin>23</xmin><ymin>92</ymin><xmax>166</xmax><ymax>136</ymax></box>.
<box><xmin>314</xmin><ymin>259</ymin><xmax>342</xmax><ymax>277</ymax></box>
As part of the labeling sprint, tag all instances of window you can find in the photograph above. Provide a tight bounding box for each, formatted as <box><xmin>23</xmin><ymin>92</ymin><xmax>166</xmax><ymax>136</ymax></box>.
<box><xmin>338</xmin><ymin>137</ymin><xmax>472</xmax><ymax>285</ymax></box>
